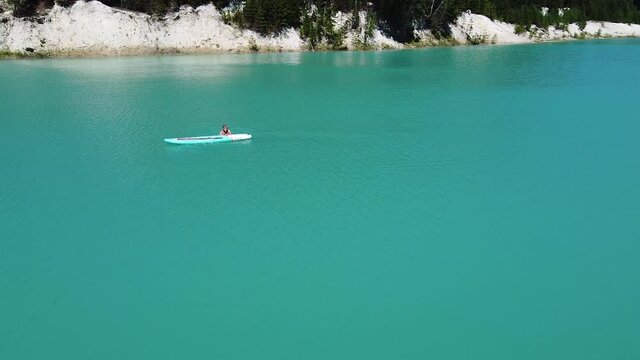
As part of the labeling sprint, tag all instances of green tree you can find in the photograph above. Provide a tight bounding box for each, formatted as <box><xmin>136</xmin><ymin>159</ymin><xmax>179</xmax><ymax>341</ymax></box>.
<box><xmin>7</xmin><ymin>0</ymin><xmax>37</xmax><ymax>16</ymax></box>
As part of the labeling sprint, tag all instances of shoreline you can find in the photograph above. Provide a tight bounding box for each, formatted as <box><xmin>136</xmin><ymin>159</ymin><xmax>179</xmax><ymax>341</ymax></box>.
<box><xmin>2</xmin><ymin>36</ymin><xmax>638</xmax><ymax>60</ymax></box>
<box><xmin>2</xmin><ymin>1</ymin><xmax>639</xmax><ymax>60</ymax></box>
<box><xmin>3</xmin><ymin>35</ymin><xmax>639</xmax><ymax>61</ymax></box>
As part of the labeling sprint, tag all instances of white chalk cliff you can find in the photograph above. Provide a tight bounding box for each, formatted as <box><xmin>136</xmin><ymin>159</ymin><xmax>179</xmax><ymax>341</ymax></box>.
<box><xmin>1</xmin><ymin>1</ymin><xmax>639</xmax><ymax>56</ymax></box>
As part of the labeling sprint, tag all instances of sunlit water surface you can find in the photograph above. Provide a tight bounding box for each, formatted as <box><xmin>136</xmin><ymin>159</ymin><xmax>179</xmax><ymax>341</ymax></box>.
<box><xmin>1</xmin><ymin>39</ymin><xmax>639</xmax><ymax>359</ymax></box>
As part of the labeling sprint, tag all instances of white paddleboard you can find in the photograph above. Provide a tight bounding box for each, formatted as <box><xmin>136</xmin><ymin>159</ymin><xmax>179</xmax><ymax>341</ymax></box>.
<box><xmin>164</xmin><ymin>134</ymin><xmax>252</xmax><ymax>145</ymax></box>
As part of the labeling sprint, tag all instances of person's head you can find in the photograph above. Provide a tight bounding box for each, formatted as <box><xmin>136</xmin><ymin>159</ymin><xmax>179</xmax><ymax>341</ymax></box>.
<box><xmin>222</xmin><ymin>124</ymin><xmax>229</xmax><ymax>132</ymax></box>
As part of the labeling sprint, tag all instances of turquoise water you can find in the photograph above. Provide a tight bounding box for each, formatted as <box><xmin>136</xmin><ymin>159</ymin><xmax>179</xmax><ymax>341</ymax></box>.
<box><xmin>1</xmin><ymin>39</ymin><xmax>639</xmax><ymax>359</ymax></box>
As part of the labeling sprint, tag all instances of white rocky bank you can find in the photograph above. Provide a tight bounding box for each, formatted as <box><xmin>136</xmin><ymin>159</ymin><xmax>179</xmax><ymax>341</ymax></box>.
<box><xmin>1</xmin><ymin>1</ymin><xmax>640</xmax><ymax>56</ymax></box>
<box><xmin>445</xmin><ymin>10</ymin><xmax>640</xmax><ymax>44</ymax></box>
<box><xmin>0</xmin><ymin>1</ymin><xmax>304</xmax><ymax>55</ymax></box>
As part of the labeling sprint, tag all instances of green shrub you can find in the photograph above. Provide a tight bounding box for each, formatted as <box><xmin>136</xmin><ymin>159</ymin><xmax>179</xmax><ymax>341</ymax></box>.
<box><xmin>230</xmin><ymin>0</ymin><xmax>302</xmax><ymax>35</ymax></box>
<box><xmin>514</xmin><ymin>23</ymin><xmax>527</xmax><ymax>34</ymax></box>
<box><xmin>300</xmin><ymin>4</ymin><xmax>347</xmax><ymax>50</ymax></box>
<box><xmin>578</xmin><ymin>19</ymin><xmax>587</xmax><ymax>31</ymax></box>
<box><xmin>248</xmin><ymin>37</ymin><xmax>259</xmax><ymax>52</ymax></box>
<box><xmin>364</xmin><ymin>10</ymin><xmax>376</xmax><ymax>44</ymax></box>
<box><xmin>351</xmin><ymin>9</ymin><xmax>360</xmax><ymax>30</ymax></box>
<box><xmin>467</xmin><ymin>33</ymin><xmax>488</xmax><ymax>45</ymax></box>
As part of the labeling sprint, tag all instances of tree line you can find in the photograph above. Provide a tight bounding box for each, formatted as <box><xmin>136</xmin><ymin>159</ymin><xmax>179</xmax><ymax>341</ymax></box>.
<box><xmin>457</xmin><ymin>0</ymin><xmax>640</xmax><ymax>27</ymax></box>
<box><xmin>6</xmin><ymin>0</ymin><xmax>640</xmax><ymax>42</ymax></box>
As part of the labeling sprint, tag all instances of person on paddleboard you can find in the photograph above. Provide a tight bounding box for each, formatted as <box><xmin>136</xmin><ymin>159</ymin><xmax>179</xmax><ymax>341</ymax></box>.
<box><xmin>220</xmin><ymin>124</ymin><xmax>232</xmax><ymax>136</ymax></box>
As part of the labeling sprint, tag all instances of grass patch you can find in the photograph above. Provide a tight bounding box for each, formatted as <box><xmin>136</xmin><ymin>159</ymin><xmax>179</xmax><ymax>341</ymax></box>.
<box><xmin>351</xmin><ymin>39</ymin><xmax>376</xmax><ymax>51</ymax></box>
<box><xmin>408</xmin><ymin>36</ymin><xmax>460</xmax><ymax>47</ymax></box>
<box><xmin>0</xmin><ymin>49</ymin><xmax>51</xmax><ymax>59</ymax></box>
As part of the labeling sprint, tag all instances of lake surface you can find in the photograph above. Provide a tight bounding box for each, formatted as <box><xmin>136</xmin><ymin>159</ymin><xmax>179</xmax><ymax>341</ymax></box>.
<box><xmin>1</xmin><ymin>39</ymin><xmax>639</xmax><ymax>359</ymax></box>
